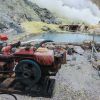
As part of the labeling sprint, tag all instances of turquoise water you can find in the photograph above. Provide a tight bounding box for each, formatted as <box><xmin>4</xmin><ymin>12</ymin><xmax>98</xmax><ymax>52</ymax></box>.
<box><xmin>29</xmin><ymin>33</ymin><xmax>100</xmax><ymax>43</ymax></box>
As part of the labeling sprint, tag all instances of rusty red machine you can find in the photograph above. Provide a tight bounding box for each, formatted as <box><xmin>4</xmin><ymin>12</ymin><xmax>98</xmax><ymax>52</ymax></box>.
<box><xmin>0</xmin><ymin>39</ymin><xmax>66</xmax><ymax>97</ymax></box>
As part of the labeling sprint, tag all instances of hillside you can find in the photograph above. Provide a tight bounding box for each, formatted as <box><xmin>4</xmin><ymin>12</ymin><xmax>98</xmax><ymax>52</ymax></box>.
<box><xmin>0</xmin><ymin>0</ymin><xmax>60</xmax><ymax>35</ymax></box>
<box><xmin>0</xmin><ymin>0</ymin><xmax>100</xmax><ymax>41</ymax></box>
<box><xmin>91</xmin><ymin>0</ymin><xmax>100</xmax><ymax>8</ymax></box>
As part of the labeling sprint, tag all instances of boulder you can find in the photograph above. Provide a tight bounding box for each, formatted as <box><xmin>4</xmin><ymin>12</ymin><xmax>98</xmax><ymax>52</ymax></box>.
<box><xmin>74</xmin><ymin>46</ymin><xmax>84</xmax><ymax>55</ymax></box>
<box><xmin>41</xmin><ymin>26</ymin><xmax>50</xmax><ymax>31</ymax></box>
<box><xmin>0</xmin><ymin>23</ymin><xmax>7</xmax><ymax>29</ymax></box>
<box><xmin>9</xmin><ymin>22</ymin><xmax>23</xmax><ymax>33</ymax></box>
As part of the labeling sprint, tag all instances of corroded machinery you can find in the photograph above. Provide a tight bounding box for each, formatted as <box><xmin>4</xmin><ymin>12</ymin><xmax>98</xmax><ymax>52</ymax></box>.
<box><xmin>0</xmin><ymin>40</ymin><xmax>66</xmax><ymax>97</ymax></box>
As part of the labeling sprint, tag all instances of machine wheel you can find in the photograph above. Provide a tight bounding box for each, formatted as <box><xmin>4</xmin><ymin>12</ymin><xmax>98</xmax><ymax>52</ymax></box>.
<box><xmin>15</xmin><ymin>60</ymin><xmax>41</xmax><ymax>86</ymax></box>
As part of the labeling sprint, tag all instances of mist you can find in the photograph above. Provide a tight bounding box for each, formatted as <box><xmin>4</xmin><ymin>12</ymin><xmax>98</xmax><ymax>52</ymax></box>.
<box><xmin>29</xmin><ymin>0</ymin><xmax>100</xmax><ymax>24</ymax></box>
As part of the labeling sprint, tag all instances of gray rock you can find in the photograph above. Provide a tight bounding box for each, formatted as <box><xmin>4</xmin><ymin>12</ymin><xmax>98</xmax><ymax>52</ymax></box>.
<box><xmin>0</xmin><ymin>23</ymin><xmax>7</xmax><ymax>29</ymax></box>
<box><xmin>9</xmin><ymin>22</ymin><xmax>23</xmax><ymax>33</ymax></box>
<box><xmin>41</xmin><ymin>26</ymin><xmax>50</xmax><ymax>31</ymax></box>
<box><xmin>74</xmin><ymin>46</ymin><xmax>84</xmax><ymax>55</ymax></box>
<box><xmin>24</xmin><ymin>0</ymin><xmax>60</xmax><ymax>24</ymax></box>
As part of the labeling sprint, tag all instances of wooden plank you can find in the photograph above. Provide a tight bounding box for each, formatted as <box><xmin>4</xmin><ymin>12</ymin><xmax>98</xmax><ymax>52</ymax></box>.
<box><xmin>0</xmin><ymin>74</ymin><xmax>15</xmax><ymax>88</ymax></box>
<box><xmin>0</xmin><ymin>88</ymin><xmax>22</xmax><ymax>94</ymax></box>
<box><xmin>0</xmin><ymin>78</ymin><xmax>15</xmax><ymax>88</ymax></box>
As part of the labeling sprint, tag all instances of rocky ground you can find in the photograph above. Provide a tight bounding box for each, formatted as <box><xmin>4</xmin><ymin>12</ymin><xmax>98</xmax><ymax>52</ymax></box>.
<box><xmin>1</xmin><ymin>50</ymin><xmax>99</xmax><ymax>100</ymax></box>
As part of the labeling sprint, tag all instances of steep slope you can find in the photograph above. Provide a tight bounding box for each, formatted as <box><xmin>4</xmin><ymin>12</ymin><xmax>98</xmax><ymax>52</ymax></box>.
<box><xmin>24</xmin><ymin>0</ymin><xmax>59</xmax><ymax>24</ymax></box>
<box><xmin>0</xmin><ymin>0</ymin><xmax>39</xmax><ymax>33</ymax></box>
<box><xmin>0</xmin><ymin>0</ymin><xmax>58</xmax><ymax>33</ymax></box>
<box><xmin>91</xmin><ymin>0</ymin><xmax>100</xmax><ymax>8</ymax></box>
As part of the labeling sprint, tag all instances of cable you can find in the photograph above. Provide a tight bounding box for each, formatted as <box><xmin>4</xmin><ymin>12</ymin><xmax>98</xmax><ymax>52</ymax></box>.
<box><xmin>0</xmin><ymin>93</ymin><xmax>17</xmax><ymax>100</ymax></box>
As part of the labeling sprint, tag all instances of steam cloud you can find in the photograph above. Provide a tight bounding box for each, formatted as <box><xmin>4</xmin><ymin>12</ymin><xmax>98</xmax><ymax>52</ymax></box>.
<box><xmin>29</xmin><ymin>0</ymin><xmax>100</xmax><ymax>24</ymax></box>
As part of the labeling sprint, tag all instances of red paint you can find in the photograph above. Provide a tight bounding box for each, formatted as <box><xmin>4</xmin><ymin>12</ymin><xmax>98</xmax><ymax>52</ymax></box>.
<box><xmin>0</xmin><ymin>34</ymin><xmax>8</xmax><ymax>41</ymax></box>
<box><xmin>15</xmin><ymin>48</ymin><xmax>54</xmax><ymax>65</ymax></box>
<box><xmin>2</xmin><ymin>45</ymin><xmax>12</xmax><ymax>55</ymax></box>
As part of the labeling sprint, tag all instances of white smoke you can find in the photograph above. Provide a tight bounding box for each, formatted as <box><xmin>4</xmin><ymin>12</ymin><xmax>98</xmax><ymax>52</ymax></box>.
<box><xmin>29</xmin><ymin>0</ymin><xmax>100</xmax><ymax>24</ymax></box>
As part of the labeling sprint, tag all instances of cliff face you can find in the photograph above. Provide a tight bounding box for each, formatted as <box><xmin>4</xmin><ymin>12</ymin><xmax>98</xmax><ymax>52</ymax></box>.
<box><xmin>91</xmin><ymin>0</ymin><xmax>100</xmax><ymax>8</ymax></box>
<box><xmin>0</xmin><ymin>0</ymin><xmax>58</xmax><ymax>33</ymax></box>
